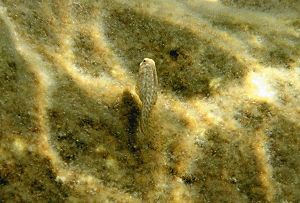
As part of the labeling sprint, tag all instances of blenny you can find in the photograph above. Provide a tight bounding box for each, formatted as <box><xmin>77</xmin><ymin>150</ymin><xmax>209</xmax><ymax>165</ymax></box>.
<box><xmin>136</xmin><ymin>58</ymin><xmax>158</xmax><ymax>134</ymax></box>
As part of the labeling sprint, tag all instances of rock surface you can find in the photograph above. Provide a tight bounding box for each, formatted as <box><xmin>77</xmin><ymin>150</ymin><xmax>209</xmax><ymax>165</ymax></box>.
<box><xmin>0</xmin><ymin>0</ymin><xmax>299</xmax><ymax>202</ymax></box>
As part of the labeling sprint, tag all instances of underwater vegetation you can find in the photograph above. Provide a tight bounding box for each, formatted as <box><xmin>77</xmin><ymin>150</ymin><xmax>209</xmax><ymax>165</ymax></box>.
<box><xmin>0</xmin><ymin>0</ymin><xmax>299</xmax><ymax>202</ymax></box>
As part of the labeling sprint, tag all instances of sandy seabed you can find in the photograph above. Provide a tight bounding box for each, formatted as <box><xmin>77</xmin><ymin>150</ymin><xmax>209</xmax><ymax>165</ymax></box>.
<box><xmin>0</xmin><ymin>0</ymin><xmax>299</xmax><ymax>202</ymax></box>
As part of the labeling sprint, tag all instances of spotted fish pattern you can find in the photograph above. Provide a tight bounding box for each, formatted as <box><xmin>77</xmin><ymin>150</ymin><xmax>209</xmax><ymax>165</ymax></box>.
<box><xmin>136</xmin><ymin>58</ymin><xmax>158</xmax><ymax>134</ymax></box>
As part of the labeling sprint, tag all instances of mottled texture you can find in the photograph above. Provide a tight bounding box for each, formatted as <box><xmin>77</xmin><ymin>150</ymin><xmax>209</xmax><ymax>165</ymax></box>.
<box><xmin>0</xmin><ymin>0</ymin><xmax>299</xmax><ymax>202</ymax></box>
<box><xmin>136</xmin><ymin>58</ymin><xmax>158</xmax><ymax>134</ymax></box>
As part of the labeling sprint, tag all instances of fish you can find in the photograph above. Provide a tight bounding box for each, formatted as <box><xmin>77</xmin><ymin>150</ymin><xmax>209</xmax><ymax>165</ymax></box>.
<box><xmin>136</xmin><ymin>58</ymin><xmax>158</xmax><ymax>134</ymax></box>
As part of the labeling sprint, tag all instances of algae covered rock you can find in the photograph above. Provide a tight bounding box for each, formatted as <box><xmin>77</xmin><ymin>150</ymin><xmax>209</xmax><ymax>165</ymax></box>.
<box><xmin>0</xmin><ymin>0</ymin><xmax>299</xmax><ymax>202</ymax></box>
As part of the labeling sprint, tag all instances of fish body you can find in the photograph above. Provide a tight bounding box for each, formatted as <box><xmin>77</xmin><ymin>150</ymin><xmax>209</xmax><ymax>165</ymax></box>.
<box><xmin>136</xmin><ymin>58</ymin><xmax>158</xmax><ymax>134</ymax></box>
